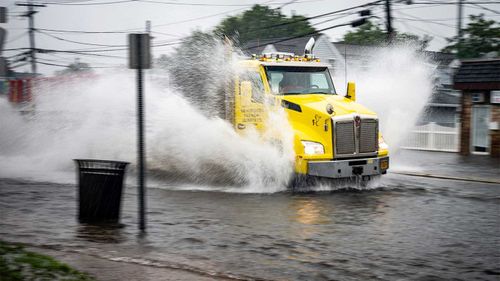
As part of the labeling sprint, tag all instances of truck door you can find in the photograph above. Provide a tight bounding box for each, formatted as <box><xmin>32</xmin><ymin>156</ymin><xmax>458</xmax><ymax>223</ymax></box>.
<box><xmin>234</xmin><ymin>71</ymin><xmax>265</xmax><ymax>132</ymax></box>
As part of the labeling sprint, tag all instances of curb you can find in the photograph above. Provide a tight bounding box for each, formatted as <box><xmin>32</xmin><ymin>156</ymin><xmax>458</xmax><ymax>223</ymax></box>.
<box><xmin>391</xmin><ymin>171</ymin><xmax>500</xmax><ymax>185</ymax></box>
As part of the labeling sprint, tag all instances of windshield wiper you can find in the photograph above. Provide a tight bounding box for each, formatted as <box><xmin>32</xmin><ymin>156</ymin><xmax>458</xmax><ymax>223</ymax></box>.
<box><xmin>310</xmin><ymin>91</ymin><xmax>332</xmax><ymax>95</ymax></box>
<box><xmin>282</xmin><ymin>91</ymin><xmax>334</xmax><ymax>95</ymax></box>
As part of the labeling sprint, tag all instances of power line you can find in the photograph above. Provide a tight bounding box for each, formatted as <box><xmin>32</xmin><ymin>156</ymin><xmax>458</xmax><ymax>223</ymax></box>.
<box><xmin>6</xmin><ymin>51</ymin><xmax>31</xmax><ymax>60</ymax></box>
<box><xmin>396</xmin><ymin>10</ymin><xmax>456</xmax><ymax>28</ymax></box>
<box><xmin>38</xmin><ymin>0</ymin><xmax>99</xmax><ymax>4</ymax></box>
<box><xmin>41</xmin><ymin>0</ymin><xmax>322</xmax><ymax>6</ymax></box>
<box><xmin>36</xmin><ymin>59</ymin><xmax>119</xmax><ymax>68</ymax></box>
<box><xmin>137</xmin><ymin>0</ymin><xmax>270</xmax><ymax>7</ymax></box>
<box><xmin>34</xmin><ymin>0</ymin><xmax>276</xmax><ymax>34</ymax></box>
<box><xmin>10</xmin><ymin>62</ymin><xmax>31</xmax><ymax>69</ymax></box>
<box><xmin>150</xmin><ymin>30</ymin><xmax>183</xmax><ymax>38</ymax></box>
<box><xmin>36</xmin><ymin>29</ymin><xmax>127</xmax><ymax>47</ymax></box>
<box><xmin>233</xmin><ymin>0</ymin><xmax>383</xmax><ymax>38</ymax></box>
<box><xmin>141</xmin><ymin>0</ymin><xmax>281</xmax><ymax>29</ymax></box>
<box><xmin>467</xmin><ymin>3</ymin><xmax>500</xmax><ymax>14</ymax></box>
<box><xmin>309</xmin><ymin>11</ymin><xmax>361</xmax><ymax>27</ymax></box>
<box><xmin>36</xmin><ymin>27</ymin><xmax>130</xmax><ymax>34</ymax></box>
<box><xmin>5</xmin><ymin>32</ymin><xmax>29</xmax><ymax>44</ymax></box>
<box><xmin>36</xmin><ymin>48</ymin><xmax>127</xmax><ymax>59</ymax></box>
<box><xmin>5</xmin><ymin>39</ymin><xmax>183</xmax><ymax>55</ymax></box>
<box><xmin>266</xmin><ymin>0</ymin><xmax>382</xmax><ymax>29</ymax></box>
<box><xmin>391</xmin><ymin>3</ymin><xmax>445</xmax><ymax>11</ymax></box>
<box><xmin>276</xmin><ymin>0</ymin><xmax>298</xmax><ymax>9</ymax></box>
<box><xmin>243</xmin><ymin>20</ymin><xmax>362</xmax><ymax>51</ymax></box>
<box><xmin>393</xmin><ymin>18</ymin><xmax>448</xmax><ymax>42</ymax></box>
<box><xmin>43</xmin><ymin>39</ymin><xmax>182</xmax><ymax>53</ymax></box>
<box><xmin>38</xmin><ymin>52</ymin><xmax>125</xmax><ymax>66</ymax></box>
<box><xmin>152</xmin><ymin>7</ymin><xmax>248</xmax><ymax>29</ymax></box>
<box><xmin>408</xmin><ymin>1</ymin><xmax>500</xmax><ymax>4</ymax></box>
<box><xmin>394</xmin><ymin>16</ymin><xmax>459</xmax><ymax>27</ymax></box>
<box><xmin>32</xmin><ymin>8</ymin><xmax>248</xmax><ymax>34</ymax></box>
<box><xmin>42</xmin><ymin>0</ymin><xmax>135</xmax><ymax>6</ymax></box>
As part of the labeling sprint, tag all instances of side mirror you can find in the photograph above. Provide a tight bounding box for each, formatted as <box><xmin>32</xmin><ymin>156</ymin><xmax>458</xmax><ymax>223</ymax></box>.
<box><xmin>346</xmin><ymin>82</ymin><xmax>356</xmax><ymax>102</ymax></box>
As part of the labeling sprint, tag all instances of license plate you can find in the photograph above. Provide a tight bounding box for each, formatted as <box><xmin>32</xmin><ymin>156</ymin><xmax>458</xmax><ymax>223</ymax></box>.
<box><xmin>380</xmin><ymin>159</ymin><xmax>389</xmax><ymax>170</ymax></box>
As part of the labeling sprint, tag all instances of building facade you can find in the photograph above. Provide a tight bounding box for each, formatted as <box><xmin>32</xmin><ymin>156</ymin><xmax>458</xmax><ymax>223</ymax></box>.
<box><xmin>454</xmin><ymin>58</ymin><xmax>500</xmax><ymax>158</ymax></box>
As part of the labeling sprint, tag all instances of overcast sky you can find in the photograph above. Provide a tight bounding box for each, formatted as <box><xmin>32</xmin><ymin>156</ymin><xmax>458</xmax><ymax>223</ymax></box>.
<box><xmin>3</xmin><ymin>0</ymin><xmax>500</xmax><ymax>75</ymax></box>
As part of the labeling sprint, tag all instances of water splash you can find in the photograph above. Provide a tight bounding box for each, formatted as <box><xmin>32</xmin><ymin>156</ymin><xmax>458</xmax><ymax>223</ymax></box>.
<box><xmin>0</xmin><ymin>43</ymin><xmax>435</xmax><ymax>192</ymax></box>
<box><xmin>0</xmin><ymin>38</ymin><xmax>294</xmax><ymax>192</ymax></box>
<box><xmin>333</xmin><ymin>44</ymin><xmax>436</xmax><ymax>152</ymax></box>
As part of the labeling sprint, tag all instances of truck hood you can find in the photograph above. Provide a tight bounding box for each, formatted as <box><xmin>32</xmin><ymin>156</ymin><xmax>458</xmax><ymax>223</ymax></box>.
<box><xmin>281</xmin><ymin>94</ymin><xmax>377</xmax><ymax>117</ymax></box>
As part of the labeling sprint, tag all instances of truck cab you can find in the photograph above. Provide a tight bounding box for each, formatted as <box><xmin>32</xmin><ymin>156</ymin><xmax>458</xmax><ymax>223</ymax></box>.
<box><xmin>227</xmin><ymin>43</ymin><xmax>389</xmax><ymax>184</ymax></box>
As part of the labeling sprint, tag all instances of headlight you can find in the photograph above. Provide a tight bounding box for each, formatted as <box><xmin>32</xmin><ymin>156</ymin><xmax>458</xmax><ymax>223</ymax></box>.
<box><xmin>301</xmin><ymin>141</ymin><xmax>324</xmax><ymax>155</ymax></box>
<box><xmin>379</xmin><ymin>136</ymin><xmax>389</xmax><ymax>150</ymax></box>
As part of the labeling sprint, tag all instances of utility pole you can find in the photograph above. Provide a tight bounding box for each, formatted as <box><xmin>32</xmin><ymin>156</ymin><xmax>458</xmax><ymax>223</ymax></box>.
<box><xmin>16</xmin><ymin>1</ymin><xmax>45</xmax><ymax>75</ymax></box>
<box><xmin>457</xmin><ymin>0</ymin><xmax>464</xmax><ymax>40</ymax></box>
<box><xmin>0</xmin><ymin>7</ymin><xmax>6</xmax><ymax>78</ymax></box>
<box><xmin>385</xmin><ymin>0</ymin><xmax>394</xmax><ymax>43</ymax></box>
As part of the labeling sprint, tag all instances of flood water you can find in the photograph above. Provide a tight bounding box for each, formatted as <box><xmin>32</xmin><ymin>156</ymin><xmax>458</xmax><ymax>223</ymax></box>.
<box><xmin>0</xmin><ymin>46</ymin><xmax>499</xmax><ymax>280</ymax></box>
<box><xmin>1</xmin><ymin>171</ymin><xmax>499</xmax><ymax>281</ymax></box>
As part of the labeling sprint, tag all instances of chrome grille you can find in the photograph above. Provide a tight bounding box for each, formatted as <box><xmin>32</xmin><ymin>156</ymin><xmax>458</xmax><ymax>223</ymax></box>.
<box><xmin>333</xmin><ymin>117</ymin><xmax>379</xmax><ymax>158</ymax></box>
<box><xmin>359</xmin><ymin>119</ymin><xmax>378</xmax><ymax>153</ymax></box>
<box><xmin>335</xmin><ymin>121</ymin><xmax>356</xmax><ymax>155</ymax></box>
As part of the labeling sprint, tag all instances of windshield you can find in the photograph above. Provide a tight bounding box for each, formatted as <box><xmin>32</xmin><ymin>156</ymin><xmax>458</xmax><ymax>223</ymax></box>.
<box><xmin>265</xmin><ymin>66</ymin><xmax>336</xmax><ymax>95</ymax></box>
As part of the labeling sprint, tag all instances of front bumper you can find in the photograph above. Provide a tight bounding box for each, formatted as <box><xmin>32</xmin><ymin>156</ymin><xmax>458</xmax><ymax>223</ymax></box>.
<box><xmin>307</xmin><ymin>156</ymin><xmax>389</xmax><ymax>179</ymax></box>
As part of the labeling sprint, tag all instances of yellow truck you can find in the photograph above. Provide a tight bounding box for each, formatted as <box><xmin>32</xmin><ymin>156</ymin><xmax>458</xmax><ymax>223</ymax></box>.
<box><xmin>226</xmin><ymin>39</ymin><xmax>389</xmax><ymax>185</ymax></box>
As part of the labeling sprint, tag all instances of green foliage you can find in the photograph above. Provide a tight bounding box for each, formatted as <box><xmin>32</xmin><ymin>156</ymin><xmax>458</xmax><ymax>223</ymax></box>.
<box><xmin>0</xmin><ymin>240</ymin><xmax>95</xmax><ymax>281</ymax></box>
<box><xmin>214</xmin><ymin>5</ymin><xmax>316</xmax><ymax>45</ymax></box>
<box><xmin>343</xmin><ymin>20</ymin><xmax>431</xmax><ymax>49</ymax></box>
<box><xmin>442</xmin><ymin>14</ymin><xmax>500</xmax><ymax>59</ymax></box>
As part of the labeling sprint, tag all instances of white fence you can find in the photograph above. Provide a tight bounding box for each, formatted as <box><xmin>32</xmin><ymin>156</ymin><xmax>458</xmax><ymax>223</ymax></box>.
<box><xmin>401</xmin><ymin>122</ymin><xmax>460</xmax><ymax>152</ymax></box>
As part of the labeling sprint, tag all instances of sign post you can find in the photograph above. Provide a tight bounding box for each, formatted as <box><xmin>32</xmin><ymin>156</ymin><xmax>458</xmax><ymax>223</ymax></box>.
<box><xmin>128</xmin><ymin>33</ymin><xmax>151</xmax><ymax>232</ymax></box>
<box><xmin>1</xmin><ymin>7</ymin><xmax>6</xmax><ymax>77</ymax></box>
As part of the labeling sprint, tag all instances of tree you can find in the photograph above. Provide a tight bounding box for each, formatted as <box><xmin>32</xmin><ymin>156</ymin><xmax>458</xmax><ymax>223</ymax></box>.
<box><xmin>55</xmin><ymin>58</ymin><xmax>92</xmax><ymax>75</ymax></box>
<box><xmin>214</xmin><ymin>5</ymin><xmax>316</xmax><ymax>45</ymax></box>
<box><xmin>343</xmin><ymin>20</ymin><xmax>431</xmax><ymax>48</ymax></box>
<box><xmin>442</xmin><ymin>14</ymin><xmax>500</xmax><ymax>59</ymax></box>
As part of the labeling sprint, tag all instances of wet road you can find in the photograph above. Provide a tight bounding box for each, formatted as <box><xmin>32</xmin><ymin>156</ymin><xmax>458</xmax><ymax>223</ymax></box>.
<box><xmin>1</xmin><ymin>170</ymin><xmax>499</xmax><ymax>281</ymax></box>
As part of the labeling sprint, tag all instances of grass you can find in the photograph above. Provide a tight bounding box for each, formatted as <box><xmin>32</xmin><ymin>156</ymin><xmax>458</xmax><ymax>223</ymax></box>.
<box><xmin>0</xmin><ymin>240</ymin><xmax>96</xmax><ymax>281</ymax></box>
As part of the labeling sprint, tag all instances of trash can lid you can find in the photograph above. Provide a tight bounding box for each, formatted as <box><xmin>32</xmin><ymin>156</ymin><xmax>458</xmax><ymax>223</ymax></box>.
<box><xmin>74</xmin><ymin>159</ymin><xmax>130</xmax><ymax>170</ymax></box>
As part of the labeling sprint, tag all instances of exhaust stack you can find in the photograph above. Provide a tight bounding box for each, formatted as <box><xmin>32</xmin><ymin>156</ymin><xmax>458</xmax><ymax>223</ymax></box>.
<box><xmin>304</xmin><ymin>37</ymin><xmax>315</xmax><ymax>58</ymax></box>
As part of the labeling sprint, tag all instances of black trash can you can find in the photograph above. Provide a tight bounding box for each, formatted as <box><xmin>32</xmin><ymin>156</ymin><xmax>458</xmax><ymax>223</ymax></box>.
<box><xmin>74</xmin><ymin>159</ymin><xmax>129</xmax><ymax>224</ymax></box>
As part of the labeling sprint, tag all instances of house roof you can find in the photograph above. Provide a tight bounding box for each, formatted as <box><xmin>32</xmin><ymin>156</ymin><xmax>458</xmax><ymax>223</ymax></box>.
<box><xmin>242</xmin><ymin>35</ymin><xmax>321</xmax><ymax>56</ymax></box>
<box><xmin>453</xmin><ymin>58</ymin><xmax>500</xmax><ymax>87</ymax></box>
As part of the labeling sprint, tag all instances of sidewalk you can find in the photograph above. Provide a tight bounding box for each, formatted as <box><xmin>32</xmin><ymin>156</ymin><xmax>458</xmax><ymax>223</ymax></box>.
<box><xmin>391</xmin><ymin>150</ymin><xmax>500</xmax><ymax>184</ymax></box>
<box><xmin>26</xmin><ymin>246</ymin><xmax>224</xmax><ymax>281</ymax></box>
